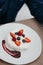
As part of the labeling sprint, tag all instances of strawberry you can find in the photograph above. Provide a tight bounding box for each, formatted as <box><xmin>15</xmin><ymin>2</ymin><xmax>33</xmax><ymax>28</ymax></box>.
<box><xmin>12</xmin><ymin>38</ymin><xmax>16</xmax><ymax>42</ymax></box>
<box><xmin>15</xmin><ymin>40</ymin><xmax>21</xmax><ymax>46</ymax></box>
<box><xmin>25</xmin><ymin>37</ymin><xmax>31</xmax><ymax>43</ymax></box>
<box><xmin>10</xmin><ymin>32</ymin><xmax>16</xmax><ymax>38</ymax></box>
<box><xmin>18</xmin><ymin>29</ymin><xmax>23</xmax><ymax>36</ymax></box>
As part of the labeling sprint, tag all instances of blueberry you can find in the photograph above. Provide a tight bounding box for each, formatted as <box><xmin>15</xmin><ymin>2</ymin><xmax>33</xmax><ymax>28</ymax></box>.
<box><xmin>15</xmin><ymin>32</ymin><xmax>18</xmax><ymax>35</ymax></box>
<box><xmin>22</xmin><ymin>39</ymin><xmax>25</xmax><ymax>43</ymax></box>
<box><xmin>17</xmin><ymin>37</ymin><xmax>20</xmax><ymax>40</ymax></box>
<box><xmin>22</xmin><ymin>34</ymin><xmax>25</xmax><ymax>37</ymax></box>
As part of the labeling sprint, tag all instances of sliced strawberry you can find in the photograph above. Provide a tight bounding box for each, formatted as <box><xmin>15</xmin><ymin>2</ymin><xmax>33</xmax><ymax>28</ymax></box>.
<box><xmin>18</xmin><ymin>32</ymin><xmax>22</xmax><ymax>36</ymax></box>
<box><xmin>15</xmin><ymin>40</ymin><xmax>21</xmax><ymax>46</ymax></box>
<box><xmin>10</xmin><ymin>32</ymin><xmax>16</xmax><ymax>38</ymax></box>
<box><xmin>19</xmin><ymin>29</ymin><xmax>23</xmax><ymax>34</ymax></box>
<box><xmin>18</xmin><ymin>29</ymin><xmax>23</xmax><ymax>36</ymax></box>
<box><xmin>24</xmin><ymin>37</ymin><xmax>31</xmax><ymax>43</ymax></box>
<box><xmin>12</xmin><ymin>38</ymin><xmax>16</xmax><ymax>42</ymax></box>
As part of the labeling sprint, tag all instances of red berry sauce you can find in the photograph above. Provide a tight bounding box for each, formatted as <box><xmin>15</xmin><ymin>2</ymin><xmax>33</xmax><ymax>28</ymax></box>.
<box><xmin>2</xmin><ymin>40</ymin><xmax>21</xmax><ymax>58</ymax></box>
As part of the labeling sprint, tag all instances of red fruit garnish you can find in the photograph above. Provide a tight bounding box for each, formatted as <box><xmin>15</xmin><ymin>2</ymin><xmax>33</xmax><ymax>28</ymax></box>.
<box><xmin>15</xmin><ymin>40</ymin><xmax>21</xmax><ymax>46</ymax></box>
<box><xmin>25</xmin><ymin>37</ymin><xmax>31</xmax><ymax>43</ymax></box>
<box><xmin>10</xmin><ymin>32</ymin><xmax>16</xmax><ymax>42</ymax></box>
<box><xmin>18</xmin><ymin>29</ymin><xmax>23</xmax><ymax>36</ymax></box>
<box><xmin>10</xmin><ymin>32</ymin><xmax>16</xmax><ymax>38</ymax></box>
<box><xmin>12</xmin><ymin>38</ymin><xmax>16</xmax><ymax>42</ymax></box>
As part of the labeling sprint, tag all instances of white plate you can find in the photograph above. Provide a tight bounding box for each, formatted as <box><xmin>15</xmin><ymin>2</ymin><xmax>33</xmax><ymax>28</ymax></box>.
<box><xmin>0</xmin><ymin>23</ymin><xmax>42</xmax><ymax>64</ymax></box>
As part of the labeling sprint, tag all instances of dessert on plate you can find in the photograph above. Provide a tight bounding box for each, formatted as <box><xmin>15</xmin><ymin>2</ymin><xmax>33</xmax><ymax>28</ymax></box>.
<box><xmin>2</xmin><ymin>29</ymin><xmax>31</xmax><ymax>58</ymax></box>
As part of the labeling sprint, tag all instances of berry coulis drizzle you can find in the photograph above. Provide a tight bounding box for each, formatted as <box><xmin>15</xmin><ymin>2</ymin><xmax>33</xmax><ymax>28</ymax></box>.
<box><xmin>2</xmin><ymin>40</ymin><xmax>21</xmax><ymax>58</ymax></box>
